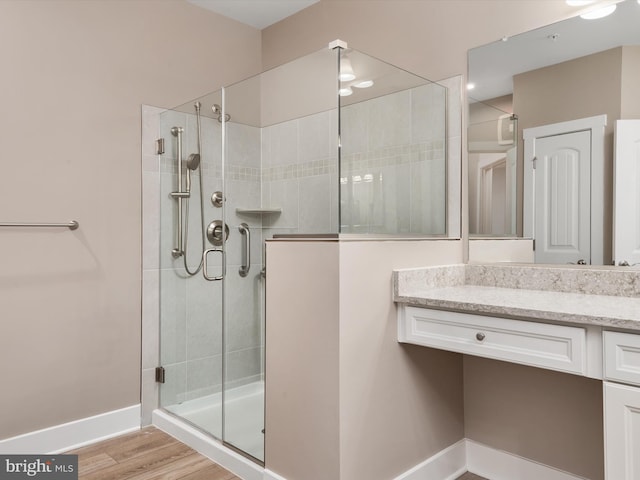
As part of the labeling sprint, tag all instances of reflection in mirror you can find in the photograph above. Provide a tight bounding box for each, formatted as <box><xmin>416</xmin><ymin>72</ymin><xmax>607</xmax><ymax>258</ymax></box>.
<box><xmin>468</xmin><ymin>100</ymin><xmax>517</xmax><ymax>236</ymax></box>
<box><xmin>467</xmin><ymin>0</ymin><xmax>640</xmax><ymax>265</ymax></box>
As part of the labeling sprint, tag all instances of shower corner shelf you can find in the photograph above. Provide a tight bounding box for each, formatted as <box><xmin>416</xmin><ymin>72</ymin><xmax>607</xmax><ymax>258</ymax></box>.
<box><xmin>235</xmin><ymin>207</ymin><xmax>282</xmax><ymax>215</ymax></box>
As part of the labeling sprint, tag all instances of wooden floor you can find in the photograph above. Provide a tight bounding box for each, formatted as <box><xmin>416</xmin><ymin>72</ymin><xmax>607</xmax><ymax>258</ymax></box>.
<box><xmin>67</xmin><ymin>427</ymin><xmax>241</xmax><ymax>480</ymax></box>
<box><xmin>67</xmin><ymin>426</ymin><xmax>488</xmax><ymax>480</ymax></box>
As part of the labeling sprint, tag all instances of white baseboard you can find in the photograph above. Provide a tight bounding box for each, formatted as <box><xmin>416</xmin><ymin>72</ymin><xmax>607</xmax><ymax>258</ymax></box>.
<box><xmin>466</xmin><ymin>439</ymin><xmax>589</xmax><ymax>480</ymax></box>
<box><xmin>0</xmin><ymin>404</ymin><xmax>140</xmax><ymax>454</ymax></box>
<box><xmin>264</xmin><ymin>469</ymin><xmax>288</xmax><ymax>480</ymax></box>
<box><xmin>394</xmin><ymin>439</ymin><xmax>467</xmax><ymax>480</ymax></box>
<box><xmin>153</xmin><ymin>409</ymin><xmax>264</xmax><ymax>480</ymax></box>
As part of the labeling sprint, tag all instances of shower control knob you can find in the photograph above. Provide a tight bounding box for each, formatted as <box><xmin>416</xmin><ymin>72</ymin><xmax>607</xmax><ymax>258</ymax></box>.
<box><xmin>207</xmin><ymin>220</ymin><xmax>229</xmax><ymax>246</ymax></box>
<box><xmin>211</xmin><ymin>191</ymin><xmax>224</xmax><ymax>208</ymax></box>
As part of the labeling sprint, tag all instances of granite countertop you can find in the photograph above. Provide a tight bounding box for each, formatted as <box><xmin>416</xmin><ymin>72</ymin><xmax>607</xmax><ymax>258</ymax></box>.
<box><xmin>393</xmin><ymin>264</ymin><xmax>640</xmax><ymax>331</ymax></box>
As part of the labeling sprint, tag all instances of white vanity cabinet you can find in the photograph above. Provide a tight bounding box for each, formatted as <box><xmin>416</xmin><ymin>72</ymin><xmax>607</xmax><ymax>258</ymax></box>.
<box><xmin>394</xmin><ymin>263</ymin><xmax>640</xmax><ymax>480</ymax></box>
<box><xmin>603</xmin><ymin>331</ymin><xmax>640</xmax><ymax>480</ymax></box>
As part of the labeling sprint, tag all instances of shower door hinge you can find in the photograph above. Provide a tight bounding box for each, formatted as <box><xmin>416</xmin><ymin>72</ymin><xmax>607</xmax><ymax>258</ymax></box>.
<box><xmin>155</xmin><ymin>366</ymin><xmax>166</xmax><ymax>384</ymax></box>
<box><xmin>533</xmin><ymin>239</ymin><xmax>536</xmax><ymax>251</ymax></box>
<box><xmin>532</xmin><ymin>156</ymin><xmax>537</xmax><ymax>169</ymax></box>
<box><xmin>156</xmin><ymin>138</ymin><xmax>165</xmax><ymax>155</ymax></box>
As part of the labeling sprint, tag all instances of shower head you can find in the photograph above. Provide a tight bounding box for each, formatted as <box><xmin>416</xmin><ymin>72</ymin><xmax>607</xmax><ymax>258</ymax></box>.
<box><xmin>212</xmin><ymin>104</ymin><xmax>231</xmax><ymax>123</ymax></box>
<box><xmin>186</xmin><ymin>153</ymin><xmax>200</xmax><ymax>170</ymax></box>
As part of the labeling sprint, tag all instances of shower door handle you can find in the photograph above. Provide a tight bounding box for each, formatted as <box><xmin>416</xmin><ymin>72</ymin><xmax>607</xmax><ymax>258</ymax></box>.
<box><xmin>238</xmin><ymin>223</ymin><xmax>250</xmax><ymax>277</ymax></box>
<box><xmin>203</xmin><ymin>248</ymin><xmax>224</xmax><ymax>281</ymax></box>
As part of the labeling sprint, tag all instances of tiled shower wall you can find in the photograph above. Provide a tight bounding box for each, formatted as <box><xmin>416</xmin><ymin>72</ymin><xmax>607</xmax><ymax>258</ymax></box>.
<box><xmin>340</xmin><ymin>82</ymin><xmax>448</xmax><ymax>234</ymax></box>
<box><xmin>260</xmin><ymin>108</ymin><xmax>340</xmax><ymax>239</ymax></box>
<box><xmin>256</xmin><ymin>76</ymin><xmax>461</xmax><ymax>238</ymax></box>
<box><xmin>141</xmin><ymin>106</ymin><xmax>265</xmax><ymax>426</ymax></box>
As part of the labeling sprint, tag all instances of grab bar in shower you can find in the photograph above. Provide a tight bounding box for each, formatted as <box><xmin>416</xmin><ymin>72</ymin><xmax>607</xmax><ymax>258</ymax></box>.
<box><xmin>238</xmin><ymin>223</ymin><xmax>250</xmax><ymax>277</ymax></box>
<box><xmin>0</xmin><ymin>221</ymin><xmax>79</xmax><ymax>230</ymax></box>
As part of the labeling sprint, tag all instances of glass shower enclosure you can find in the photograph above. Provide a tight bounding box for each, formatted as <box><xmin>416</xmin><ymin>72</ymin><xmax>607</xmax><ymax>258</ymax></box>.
<box><xmin>155</xmin><ymin>44</ymin><xmax>448</xmax><ymax>464</ymax></box>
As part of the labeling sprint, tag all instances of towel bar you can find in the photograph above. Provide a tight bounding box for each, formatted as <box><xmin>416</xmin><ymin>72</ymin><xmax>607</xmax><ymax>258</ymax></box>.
<box><xmin>0</xmin><ymin>221</ymin><xmax>79</xmax><ymax>230</ymax></box>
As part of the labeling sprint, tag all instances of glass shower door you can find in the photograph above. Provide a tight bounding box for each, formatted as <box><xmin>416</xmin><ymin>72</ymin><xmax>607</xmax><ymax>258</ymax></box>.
<box><xmin>220</xmin><ymin>84</ymin><xmax>266</xmax><ymax>462</ymax></box>
<box><xmin>219</xmin><ymin>47</ymin><xmax>340</xmax><ymax>461</ymax></box>
<box><xmin>158</xmin><ymin>101</ymin><xmax>225</xmax><ymax>441</ymax></box>
<box><xmin>157</xmin><ymin>92</ymin><xmax>265</xmax><ymax>462</ymax></box>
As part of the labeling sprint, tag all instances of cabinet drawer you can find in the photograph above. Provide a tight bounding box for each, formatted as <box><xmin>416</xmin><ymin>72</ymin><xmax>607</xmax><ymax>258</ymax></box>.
<box><xmin>604</xmin><ymin>331</ymin><xmax>640</xmax><ymax>386</ymax></box>
<box><xmin>400</xmin><ymin>307</ymin><xmax>586</xmax><ymax>375</ymax></box>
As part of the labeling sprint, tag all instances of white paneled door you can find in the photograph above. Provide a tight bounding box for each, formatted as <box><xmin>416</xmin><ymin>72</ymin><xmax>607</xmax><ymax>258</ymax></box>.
<box><xmin>534</xmin><ymin>130</ymin><xmax>591</xmax><ymax>264</ymax></box>
<box><xmin>524</xmin><ymin>115</ymin><xmax>606</xmax><ymax>265</ymax></box>
<box><xmin>614</xmin><ymin>119</ymin><xmax>640</xmax><ymax>267</ymax></box>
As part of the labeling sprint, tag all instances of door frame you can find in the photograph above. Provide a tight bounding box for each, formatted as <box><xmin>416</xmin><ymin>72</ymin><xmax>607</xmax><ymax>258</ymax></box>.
<box><xmin>523</xmin><ymin>114</ymin><xmax>607</xmax><ymax>265</ymax></box>
<box><xmin>613</xmin><ymin>119</ymin><xmax>640</xmax><ymax>266</ymax></box>
<box><xmin>479</xmin><ymin>156</ymin><xmax>507</xmax><ymax>234</ymax></box>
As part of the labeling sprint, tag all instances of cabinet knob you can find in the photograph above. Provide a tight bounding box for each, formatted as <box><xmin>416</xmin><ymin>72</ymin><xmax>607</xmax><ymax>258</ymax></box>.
<box><xmin>476</xmin><ymin>332</ymin><xmax>486</xmax><ymax>342</ymax></box>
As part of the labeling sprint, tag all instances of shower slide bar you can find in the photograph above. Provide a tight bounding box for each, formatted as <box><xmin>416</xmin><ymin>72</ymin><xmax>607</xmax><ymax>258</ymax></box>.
<box><xmin>171</xmin><ymin>126</ymin><xmax>185</xmax><ymax>258</ymax></box>
<box><xmin>0</xmin><ymin>221</ymin><xmax>79</xmax><ymax>230</ymax></box>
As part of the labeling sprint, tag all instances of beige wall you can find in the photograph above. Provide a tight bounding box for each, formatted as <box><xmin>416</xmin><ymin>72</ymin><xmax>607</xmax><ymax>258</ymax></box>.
<box><xmin>468</xmin><ymin>238</ymin><xmax>534</xmax><ymax>263</ymax></box>
<box><xmin>621</xmin><ymin>45</ymin><xmax>640</xmax><ymax>119</ymax></box>
<box><xmin>464</xmin><ymin>357</ymin><xmax>604</xmax><ymax>479</ymax></box>
<box><xmin>265</xmin><ymin>239</ymin><xmax>464</xmax><ymax>480</ymax></box>
<box><xmin>265</xmin><ymin>237</ymin><xmax>601</xmax><ymax>479</ymax></box>
<box><xmin>0</xmin><ymin>0</ymin><xmax>261</xmax><ymax>440</ymax></box>
<box><xmin>338</xmin><ymin>240</ymin><xmax>464</xmax><ymax>479</ymax></box>
<box><xmin>265</xmin><ymin>241</ymin><xmax>341</xmax><ymax>480</ymax></box>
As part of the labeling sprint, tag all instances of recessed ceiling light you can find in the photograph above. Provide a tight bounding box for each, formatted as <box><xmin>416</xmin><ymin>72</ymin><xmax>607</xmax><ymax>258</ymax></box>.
<box><xmin>580</xmin><ymin>3</ymin><xmax>616</xmax><ymax>19</ymax></box>
<box><xmin>467</xmin><ymin>83</ymin><xmax>476</xmax><ymax>90</ymax></box>
<box><xmin>338</xmin><ymin>87</ymin><xmax>353</xmax><ymax>97</ymax></box>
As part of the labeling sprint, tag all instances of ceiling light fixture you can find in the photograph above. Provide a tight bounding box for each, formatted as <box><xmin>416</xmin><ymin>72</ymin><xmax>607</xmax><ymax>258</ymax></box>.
<box><xmin>338</xmin><ymin>87</ymin><xmax>353</xmax><ymax>97</ymax></box>
<box><xmin>339</xmin><ymin>56</ymin><xmax>356</xmax><ymax>82</ymax></box>
<box><xmin>580</xmin><ymin>3</ymin><xmax>617</xmax><ymax>19</ymax></box>
<box><xmin>352</xmin><ymin>80</ymin><xmax>374</xmax><ymax>88</ymax></box>
<box><xmin>467</xmin><ymin>83</ymin><xmax>476</xmax><ymax>90</ymax></box>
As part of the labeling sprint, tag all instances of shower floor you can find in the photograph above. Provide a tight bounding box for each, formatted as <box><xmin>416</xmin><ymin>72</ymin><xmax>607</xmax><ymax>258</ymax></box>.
<box><xmin>165</xmin><ymin>381</ymin><xmax>264</xmax><ymax>461</ymax></box>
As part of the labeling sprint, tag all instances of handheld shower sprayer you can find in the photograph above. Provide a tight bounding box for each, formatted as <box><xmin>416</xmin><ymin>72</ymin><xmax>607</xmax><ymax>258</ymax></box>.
<box><xmin>185</xmin><ymin>153</ymin><xmax>200</xmax><ymax>192</ymax></box>
<box><xmin>186</xmin><ymin>153</ymin><xmax>200</xmax><ymax>170</ymax></box>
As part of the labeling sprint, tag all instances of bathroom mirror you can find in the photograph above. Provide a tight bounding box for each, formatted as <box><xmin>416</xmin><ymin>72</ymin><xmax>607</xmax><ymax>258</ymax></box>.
<box><xmin>467</xmin><ymin>0</ymin><xmax>640</xmax><ymax>265</ymax></box>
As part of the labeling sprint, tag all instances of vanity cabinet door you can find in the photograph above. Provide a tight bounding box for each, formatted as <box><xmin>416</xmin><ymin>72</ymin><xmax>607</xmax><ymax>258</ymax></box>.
<box><xmin>604</xmin><ymin>331</ymin><xmax>640</xmax><ymax>387</ymax></box>
<box><xmin>604</xmin><ymin>381</ymin><xmax>640</xmax><ymax>480</ymax></box>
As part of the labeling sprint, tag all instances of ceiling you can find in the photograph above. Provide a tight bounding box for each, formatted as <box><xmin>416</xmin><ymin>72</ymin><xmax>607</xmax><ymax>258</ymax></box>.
<box><xmin>187</xmin><ymin>0</ymin><xmax>320</xmax><ymax>29</ymax></box>
<box><xmin>468</xmin><ymin>0</ymin><xmax>640</xmax><ymax>101</ymax></box>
